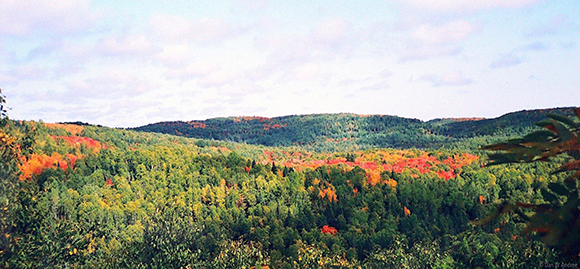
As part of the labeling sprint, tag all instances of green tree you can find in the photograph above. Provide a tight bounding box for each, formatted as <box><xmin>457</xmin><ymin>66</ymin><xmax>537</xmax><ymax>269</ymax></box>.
<box><xmin>480</xmin><ymin>108</ymin><xmax>580</xmax><ymax>259</ymax></box>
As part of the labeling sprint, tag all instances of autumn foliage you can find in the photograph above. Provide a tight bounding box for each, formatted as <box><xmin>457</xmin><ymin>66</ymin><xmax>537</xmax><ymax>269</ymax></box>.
<box><xmin>18</xmin><ymin>133</ymin><xmax>105</xmax><ymax>181</ymax></box>
<box><xmin>19</xmin><ymin>152</ymin><xmax>77</xmax><ymax>180</ymax></box>
<box><xmin>44</xmin><ymin>123</ymin><xmax>84</xmax><ymax>135</ymax></box>
<box><xmin>50</xmin><ymin>135</ymin><xmax>104</xmax><ymax>153</ymax></box>
<box><xmin>268</xmin><ymin>149</ymin><xmax>478</xmax><ymax>186</ymax></box>
<box><xmin>404</xmin><ymin>206</ymin><xmax>411</xmax><ymax>216</ymax></box>
<box><xmin>321</xmin><ymin>225</ymin><xmax>338</xmax><ymax>235</ymax></box>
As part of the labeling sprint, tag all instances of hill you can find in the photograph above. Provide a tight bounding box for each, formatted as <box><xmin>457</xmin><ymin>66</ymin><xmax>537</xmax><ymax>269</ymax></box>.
<box><xmin>2</xmin><ymin>111</ymin><xmax>574</xmax><ymax>267</ymax></box>
<box><xmin>133</xmin><ymin>107</ymin><xmax>576</xmax><ymax>151</ymax></box>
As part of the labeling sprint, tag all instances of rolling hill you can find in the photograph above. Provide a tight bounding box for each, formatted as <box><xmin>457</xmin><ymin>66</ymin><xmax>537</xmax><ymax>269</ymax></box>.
<box><xmin>132</xmin><ymin>107</ymin><xmax>576</xmax><ymax>151</ymax></box>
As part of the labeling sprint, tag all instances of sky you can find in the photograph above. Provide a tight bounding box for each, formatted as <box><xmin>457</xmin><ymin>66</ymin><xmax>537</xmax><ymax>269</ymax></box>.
<box><xmin>1</xmin><ymin>0</ymin><xmax>579</xmax><ymax>127</ymax></box>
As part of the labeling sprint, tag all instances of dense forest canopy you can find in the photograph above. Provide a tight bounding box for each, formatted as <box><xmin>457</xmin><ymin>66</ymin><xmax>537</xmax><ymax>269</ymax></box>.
<box><xmin>1</xmin><ymin>105</ymin><xmax>578</xmax><ymax>268</ymax></box>
<box><xmin>133</xmin><ymin>107</ymin><xmax>576</xmax><ymax>151</ymax></box>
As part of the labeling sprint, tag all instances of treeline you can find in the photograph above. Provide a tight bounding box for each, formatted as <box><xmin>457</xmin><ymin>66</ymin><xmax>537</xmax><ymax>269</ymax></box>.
<box><xmin>1</xmin><ymin>119</ymin><xmax>569</xmax><ymax>268</ymax></box>
<box><xmin>133</xmin><ymin>107</ymin><xmax>576</xmax><ymax>152</ymax></box>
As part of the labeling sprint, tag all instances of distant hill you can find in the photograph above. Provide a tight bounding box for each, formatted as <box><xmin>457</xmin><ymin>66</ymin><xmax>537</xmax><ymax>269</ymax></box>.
<box><xmin>132</xmin><ymin>107</ymin><xmax>576</xmax><ymax>151</ymax></box>
<box><xmin>431</xmin><ymin>107</ymin><xmax>576</xmax><ymax>138</ymax></box>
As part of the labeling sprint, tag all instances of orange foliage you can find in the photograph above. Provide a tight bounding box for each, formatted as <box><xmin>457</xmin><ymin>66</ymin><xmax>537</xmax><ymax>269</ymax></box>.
<box><xmin>19</xmin><ymin>153</ymin><xmax>78</xmax><ymax>180</ymax></box>
<box><xmin>44</xmin><ymin>123</ymin><xmax>84</xmax><ymax>135</ymax></box>
<box><xmin>210</xmin><ymin>146</ymin><xmax>231</xmax><ymax>153</ymax></box>
<box><xmin>318</xmin><ymin>187</ymin><xmax>337</xmax><ymax>202</ymax></box>
<box><xmin>50</xmin><ymin>135</ymin><xmax>104</xmax><ymax>153</ymax></box>
<box><xmin>263</xmin><ymin>150</ymin><xmax>478</xmax><ymax>198</ymax></box>
<box><xmin>479</xmin><ymin>195</ymin><xmax>485</xmax><ymax>204</ymax></box>
<box><xmin>366</xmin><ymin>170</ymin><xmax>382</xmax><ymax>186</ymax></box>
<box><xmin>404</xmin><ymin>206</ymin><xmax>411</xmax><ymax>216</ymax></box>
<box><xmin>321</xmin><ymin>225</ymin><xmax>338</xmax><ymax>235</ymax></box>
<box><xmin>312</xmin><ymin>177</ymin><xmax>321</xmax><ymax>185</ymax></box>
<box><xmin>383</xmin><ymin>179</ymin><xmax>397</xmax><ymax>188</ymax></box>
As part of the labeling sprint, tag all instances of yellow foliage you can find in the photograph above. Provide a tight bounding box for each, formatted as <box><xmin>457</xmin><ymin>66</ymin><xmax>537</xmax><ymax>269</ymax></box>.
<box><xmin>44</xmin><ymin>122</ymin><xmax>84</xmax><ymax>135</ymax></box>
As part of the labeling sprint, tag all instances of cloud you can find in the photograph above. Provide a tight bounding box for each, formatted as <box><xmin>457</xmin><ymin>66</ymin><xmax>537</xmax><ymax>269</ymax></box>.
<box><xmin>380</xmin><ymin>69</ymin><xmax>394</xmax><ymax>78</ymax></box>
<box><xmin>65</xmin><ymin>72</ymin><xmax>158</xmax><ymax>101</ymax></box>
<box><xmin>0</xmin><ymin>0</ymin><xmax>100</xmax><ymax>37</ymax></box>
<box><xmin>399</xmin><ymin>20</ymin><xmax>476</xmax><ymax>62</ymax></box>
<box><xmin>490</xmin><ymin>53</ymin><xmax>523</xmax><ymax>68</ymax></box>
<box><xmin>233</xmin><ymin>0</ymin><xmax>269</xmax><ymax>12</ymax></box>
<box><xmin>94</xmin><ymin>34</ymin><xmax>160</xmax><ymax>58</ymax></box>
<box><xmin>310</xmin><ymin>19</ymin><xmax>350</xmax><ymax>47</ymax></box>
<box><xmin>0</xmin><ymin>65</ymin><xmax>49</xmax><ymax>86</ymax></box>
<box><xmin>398</xmin><ymin>0</ymin><xmax>542</xmax><ymax>13</ymax></box>
<box><xmin>525</xmin><ymin>14</ymin><xmax>568</xmax><ymax>37</ymax></box>
<box><xmin>522</xmin><ymin>41</ymin><xmax>549</xmax><ymax>51</ymax></box>
<box><xmin>250</xmin><ymin>18</ymin><xmax>358</xmax><ymax>82</ymax></box>
<box><xmin>216</xmin><ymin>79</ymin><xmax>265</xmax><ymax>97</ymax></box>
<box><xmin>360</xmin><ymin>80</ymin><xmax>390</xmax><ymax>91</ymax></box>
<box><xmin>197</xmin><ymin>71</ymin><xmax>239</xmax><ymax>88</ymax></box>
<box><xmin>164</xmin><ymin>60</ymin><xmax>219</xmax><ymax>82</ymax></box>
<box><xmin>400</xmin><ymin>46</ymin><xmax>462</xmax><ymax>62</ymax></box>
<box><xmin>148</xmin><ymin>13</ymin><xmax>242</xmax><ymax>45</ymax></box>
<box><xmin>414</xmin><ymin>71</ymin><xmax>472</xmax><ymax>87</ymax></box>
<box><xmin>155</xmin><ymin>45</ymin><xmax>191</xmax><ymax>67</ymax></box>
<box><xmin>412</xmin><ymin>20</ymin><xmax>476</xmax><ymax>44</ymax></box>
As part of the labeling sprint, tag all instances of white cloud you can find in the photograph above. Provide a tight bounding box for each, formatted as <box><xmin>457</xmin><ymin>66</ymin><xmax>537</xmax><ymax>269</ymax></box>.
<box><xmin>415</xmin><ymin>71</ymin><xmax>472</xmax><ymax>87</ymax></box>
<box><xmin>233</xmin><ymin>0</ymin><xmax>269</xmax><ymax>12</ymax></box>
<box><xmin>310</xmin><ymin>19</ymin><xmax>349</xmax><ymax>46</ymax></box>
<box><xmin>522</xmin><ymin>41</ymin><xmax>549</xmax><ymax>51</ymax></box>
<box><xmin>380</xmin><ymin>69</ymin><xmax>394</xmax><ymax>78</ymax></box>
<box><xmin>197</xmin><ymin>70</ymin><xmax>239</xmax><ymax>88</ymax></box>
<box><xmin>0</xmin><ymin>65</ymin><xmax>48</xmax><ymax>86</ymax></box>
<box><xmin>490</xmin><ymin>53</ymin><xmax>523</xmax><ymax>68</ymax></box>
<box><xmin>360</xmin><ymin>80</ymin><xmax>390</xmax><ymax>91</ymax></box>
<box><xmin>412</xmin><ymin>20</ymin><xmax>476</xmax><ymax>45</ymax></box>
<box><xmin>399</xmin><ymin>20</ymin><xmax>476</xmax><ymax>62</ymax></box>
<box><xmin>525</xmin><ymin>14</ymin><xmax>568</xmax><ymax>37</ymax></box>
<box><xmin>400</xmin><ymin>45</ymin><xmax>462</xmax><ymax>62</ymax></box>
<box><xmin>155</xmin><ymin>45</ymin><xmax>191</xmax><ymax>67</ymax></box>
<box><xmin>0</xmin><ymin>0</ymin><xmax>100</xmax><ymax>37</ymax></box>
<box><xmin>148</xmin><ymin>13</ymin><xmax>242</xmax><ymax>45</ymax></box>
<box><xmin>398</xmin><ymin>0</ymin><xmax>542</xmax><ymax>13</ymax></box>
<box><xmin>65</xmin><ymin>72</ymin><xmax>158</xmax><ymax>100</ymax></box>
<box><xmin>95</xmin><ymin>34</ymin><xmax>159</xmax><ymax>58</ymax></box>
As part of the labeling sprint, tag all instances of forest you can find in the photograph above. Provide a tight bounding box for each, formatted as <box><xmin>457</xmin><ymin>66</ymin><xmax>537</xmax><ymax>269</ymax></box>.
<box><xmin>133</xmin><ymin>107</ymin><xmax>576</xmax><ymax>151</ymax></box>
<box><xmin>1</xmin><ymin>105</ymin><xmax>579</xmax><ymax>268</ymax></box>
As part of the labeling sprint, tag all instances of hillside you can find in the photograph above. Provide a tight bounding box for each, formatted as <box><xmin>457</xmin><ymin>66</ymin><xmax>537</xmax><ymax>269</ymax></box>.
<box><xmin>2</xmin><ymin>107</ymin><xmax>578</xmax><ymax>267</ymax></box>
<box><xmin>133</xmin><ymin>107</ymin><xmax>576</xmax><ymax>151</ymax></box>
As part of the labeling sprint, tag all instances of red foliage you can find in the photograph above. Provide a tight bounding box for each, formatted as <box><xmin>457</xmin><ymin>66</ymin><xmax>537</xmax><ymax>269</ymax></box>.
<box><xmin>105</xmin><ymin>178</ymin><xmax>113</xmax><ymax>186</ymax></box>
<box><xmin>263</xmin><ymin>123</ymin><xmax>285</xmax><ymax>131</ymax></box>
<box><xmin>321</xmin><ymin>225</ymin><xmax>338</xmax><ymax>235</ymax></box>
<box><xmin>19</xmin><ymin>152</ymin><xmax>79</xmax><ymax>180</ymax></box>
<box><xmin>187</xmin><ymin>121</ymin><xmax>206</xmax><ymax>128</ymax></box>
<box><xmin>50</xmin><ymin>135</ymin><xmax>105</xmax><ymax>153</ymax></box>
